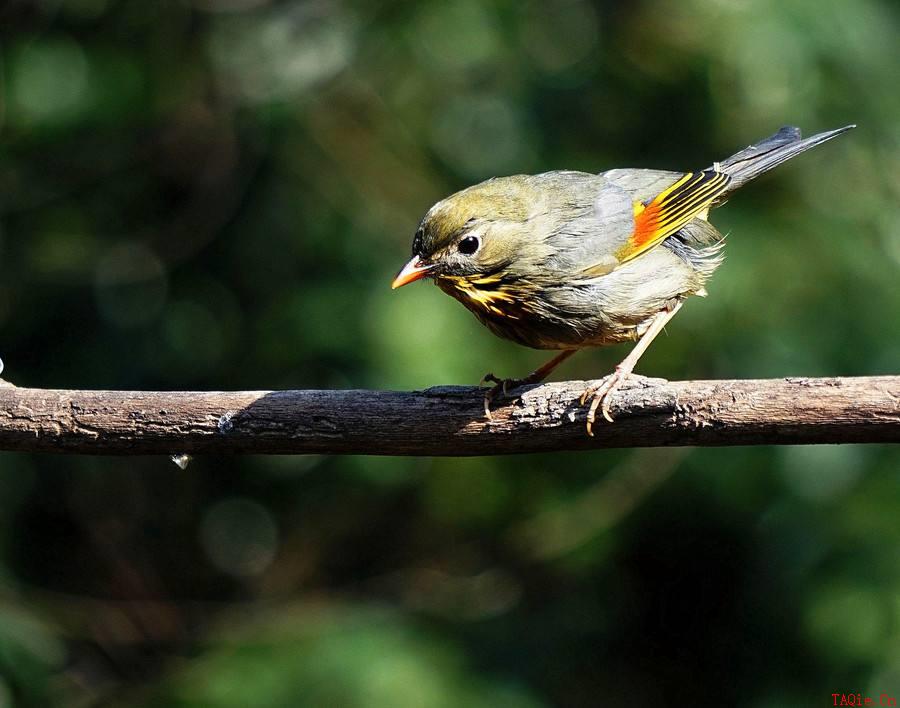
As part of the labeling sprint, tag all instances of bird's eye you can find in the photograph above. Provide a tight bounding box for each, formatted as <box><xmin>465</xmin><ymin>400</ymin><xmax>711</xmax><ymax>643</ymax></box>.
<box><xmin>458</xmin><ymin>235</ymin><xmax>480</xmax><ymax>255</ymax></box>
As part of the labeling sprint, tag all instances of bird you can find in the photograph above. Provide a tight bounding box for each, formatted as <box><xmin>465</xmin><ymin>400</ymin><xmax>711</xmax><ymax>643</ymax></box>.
<box><xmin>391</xmin><ymin>125</ymin><xmax>854</xmax><ymax>435</ymax></box>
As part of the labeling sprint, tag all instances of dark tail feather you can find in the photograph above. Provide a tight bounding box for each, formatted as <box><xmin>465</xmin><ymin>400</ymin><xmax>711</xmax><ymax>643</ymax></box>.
<box><xmin>711</xmin><ymin>124</ymin><xmax>855</xmax><ymax>193</ymax></box>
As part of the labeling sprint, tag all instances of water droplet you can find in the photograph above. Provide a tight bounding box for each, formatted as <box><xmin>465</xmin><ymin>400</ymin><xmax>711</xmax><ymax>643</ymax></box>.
<box><xmin>170</xmin><ymin>453</ymin><xmax>192</xmax><ymax>470</ymax></box>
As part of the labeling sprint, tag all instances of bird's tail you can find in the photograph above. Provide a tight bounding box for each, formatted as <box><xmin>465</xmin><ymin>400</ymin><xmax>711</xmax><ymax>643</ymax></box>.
<box><xmin>711</xmin><ymin>124</ymin><xmax>855</xmax><ymax>193</ymax></box>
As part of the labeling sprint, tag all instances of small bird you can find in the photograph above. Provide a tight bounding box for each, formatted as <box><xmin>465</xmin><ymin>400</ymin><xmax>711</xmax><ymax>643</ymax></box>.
<box><xmin>392</xmin><ymin>125</ymin><xmax>854</xmax><ymax>435</ymax></box>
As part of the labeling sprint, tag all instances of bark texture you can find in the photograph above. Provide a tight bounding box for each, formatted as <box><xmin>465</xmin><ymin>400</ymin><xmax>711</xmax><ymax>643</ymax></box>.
<box><xmin>0</xmin><ymin>376</ymin><xmax>897</xmax><ymax>456</ymax></box>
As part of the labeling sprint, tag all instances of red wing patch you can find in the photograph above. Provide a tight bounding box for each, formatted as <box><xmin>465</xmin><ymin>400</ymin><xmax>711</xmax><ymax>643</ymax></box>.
<box><xmin>615</xmin><ymin>170</ymin><xmax>731</xmax><ymax>264</ymax></box>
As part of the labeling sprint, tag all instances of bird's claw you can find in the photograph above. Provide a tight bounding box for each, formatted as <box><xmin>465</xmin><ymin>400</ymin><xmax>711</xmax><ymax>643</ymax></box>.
<box><xmin>483</xmin><ymin>384</ymin><xmax>497</xmax><ymax>420</ymax></box>
<box><xmin>581</xmin><ymin>367</ymin><xmax>629</xmax><ymax>436</ymax></box>
<box><xmin>480</xmin><ymin>374</ymin><xmax>523</xmax><ymax>420</ymax></box>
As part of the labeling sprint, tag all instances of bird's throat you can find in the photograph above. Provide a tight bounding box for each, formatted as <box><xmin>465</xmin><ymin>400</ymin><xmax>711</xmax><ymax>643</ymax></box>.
<box><xmin>437</xmin><ymin>275</ymin><xmax>521</xmax><ymax>319</ymax></box>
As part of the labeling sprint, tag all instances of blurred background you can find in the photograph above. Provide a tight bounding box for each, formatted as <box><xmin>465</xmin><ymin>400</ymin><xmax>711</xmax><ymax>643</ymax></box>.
<box><xmin>0</xmin><ymin>0</ymin><xmax>898</xmax><ymax>705</ymax></box>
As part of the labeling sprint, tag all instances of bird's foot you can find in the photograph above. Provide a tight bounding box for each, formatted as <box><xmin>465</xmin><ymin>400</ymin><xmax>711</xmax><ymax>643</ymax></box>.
<box><xmin>480</xmin><ymin>373</ymin><xmax>528</xmax><ymax>420</ymax></box>
<box><xmin>479</xmin><ymin>351</ymin><xmax>578</xmax><ymax>421</ymax></box>
<box><xmin>579</xmin><ymin>366</ymin><xmax>631</xmax><ymax>436</ymax></box>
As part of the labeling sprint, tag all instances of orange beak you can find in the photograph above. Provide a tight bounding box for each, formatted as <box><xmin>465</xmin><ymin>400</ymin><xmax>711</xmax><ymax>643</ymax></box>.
<box><xmin>391</xmin><ymin>257</ymin><xmax>433</xmax><ymax>289</ymax></box>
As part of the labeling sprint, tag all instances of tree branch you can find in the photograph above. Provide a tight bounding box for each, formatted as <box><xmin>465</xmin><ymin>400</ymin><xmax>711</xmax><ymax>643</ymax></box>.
<box><xmin>0</xmin><ymin>375</ymin><xmax>897</xmax><ymax>456</ymax></box>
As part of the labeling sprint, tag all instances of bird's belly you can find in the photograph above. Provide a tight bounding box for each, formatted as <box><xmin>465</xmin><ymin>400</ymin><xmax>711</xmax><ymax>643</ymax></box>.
<box><xmin>479</xmin><ymin>311</ymin><xmax>641</xmax><ymax>350</ymax></box>
<box><xmin>457</xmin><ymin>290</ymin><xmax>645</xmax><ymax>350</ymax></box>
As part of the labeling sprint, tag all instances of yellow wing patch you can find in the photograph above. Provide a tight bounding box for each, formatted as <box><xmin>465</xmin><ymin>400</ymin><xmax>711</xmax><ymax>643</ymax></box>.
<box><xmin>614</xmin><ymin>170</ymin><xmax>731</xmax><ymax>264</ymax></box>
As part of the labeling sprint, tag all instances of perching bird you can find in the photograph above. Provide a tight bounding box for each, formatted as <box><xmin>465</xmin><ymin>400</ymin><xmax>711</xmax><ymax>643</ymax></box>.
<box><xmin>391</xmin><ymin>125</ymin><xmax>854</xmax><ymax>435</ymax></box>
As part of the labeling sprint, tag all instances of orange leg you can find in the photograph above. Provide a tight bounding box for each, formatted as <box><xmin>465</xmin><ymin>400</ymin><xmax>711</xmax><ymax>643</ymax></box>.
<box><xmin>482</xmin><ymin>350</ymin><xmax>577</xmax><ymax>420</ymax></box>
<box><xmin>581</xmin><ymin>301</ymin><xmax>683</xmax><ymax>436</ymax></box>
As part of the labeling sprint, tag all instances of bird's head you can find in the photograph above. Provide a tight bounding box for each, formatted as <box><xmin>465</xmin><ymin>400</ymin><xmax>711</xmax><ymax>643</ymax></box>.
<box><xmin>391</xmin><ymin>177</ymin><xmax>536</xmax><ymax>289</ymax></box>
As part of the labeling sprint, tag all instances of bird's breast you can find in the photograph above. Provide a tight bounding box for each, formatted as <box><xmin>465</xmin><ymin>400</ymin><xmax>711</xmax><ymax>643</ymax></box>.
<box><xmin>435</xmin><ymin>275</ymin><xmax>630</xmax><ymax>350</ymax></box>
<box><xmin>436</xmin><ymin>275</ymin><xmax>558</xmax><ymax>348</ymax></box>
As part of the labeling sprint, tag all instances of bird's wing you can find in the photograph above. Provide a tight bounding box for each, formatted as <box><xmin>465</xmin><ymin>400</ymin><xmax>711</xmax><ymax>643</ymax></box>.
<box><xmin>616</xmin><ymin>169</ymin><xmax>731</xmax><ymax>263</ymax></box>
<box><xmin>572</xmin><ymin>168</ymin><xmax>732</xmax><ymax>277</ymax></box>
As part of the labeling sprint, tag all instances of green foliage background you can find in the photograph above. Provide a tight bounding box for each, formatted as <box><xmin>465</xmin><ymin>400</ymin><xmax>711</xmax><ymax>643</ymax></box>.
<box><xmin>0</xmin><ymin>0</ymin><xmax>898</xmax><ymax>705</ymax></box>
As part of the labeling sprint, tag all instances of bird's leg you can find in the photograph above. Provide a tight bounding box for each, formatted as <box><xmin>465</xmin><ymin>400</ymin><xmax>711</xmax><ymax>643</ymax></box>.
<box><xmin>481</xmin><ymin>350</ymin><xmax>577</xmax><ymax>420</ymax></box>
<box><xmin>581</xmin><ymin>300</ymin><xmax>683</xmax><ymax>436</ymax></box>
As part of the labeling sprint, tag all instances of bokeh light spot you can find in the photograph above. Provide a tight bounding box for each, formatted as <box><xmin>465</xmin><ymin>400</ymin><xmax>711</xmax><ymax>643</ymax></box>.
<box><xmin>200</xmin><ymin>497</ymin><xmax>279</xmax><ymax>578</ymax></box>
<box><xmin>93</xmin><ymin>242</ymin><xmax>167</xmax><ymax>328</ymax></box>
<box><xmin>431</xmin><ymin>94</ymin><xmax>535</xmax><ymax>178</ymax></box>
<box><xmin>804</xmin><ymin>583</ymin><xmax>887</xmax><ymax>661</ymax></box>
<box><xmin>412</xmin><ymin>1</ymin><xmax>501</xmax><ymax>72</ymax></box>
<box><xmin>208</xmin><ymin>4</ymin><xmax>356</xmax><ymax>103</ymax></box>
<box><xmin>521</xmin><ymin>0</ymin><xmax>599</xmax><ymax>73</ymax></box>
<box><xmin>780</xmin><ymin>446</ymin><xmax>865</xmax><ymax>502</ymax></box>
<box><xmin>10</xmin><ymin>37</ymin><xmax>91</xmax><ymax>126</ymax></box>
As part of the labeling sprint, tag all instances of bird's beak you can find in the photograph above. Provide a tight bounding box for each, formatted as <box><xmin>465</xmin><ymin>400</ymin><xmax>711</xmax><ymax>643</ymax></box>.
<box><xmin>391</xmin><ymin>257</ymin><xmax>433</xmax><ymax>289</ymax></box>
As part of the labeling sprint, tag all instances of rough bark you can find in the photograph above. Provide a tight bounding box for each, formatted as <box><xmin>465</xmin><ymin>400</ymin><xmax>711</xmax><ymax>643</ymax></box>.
<box><xmin>0</xmin><ymin>375</ymin><xmax>896</xmax><ymax>456</ymax></box>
